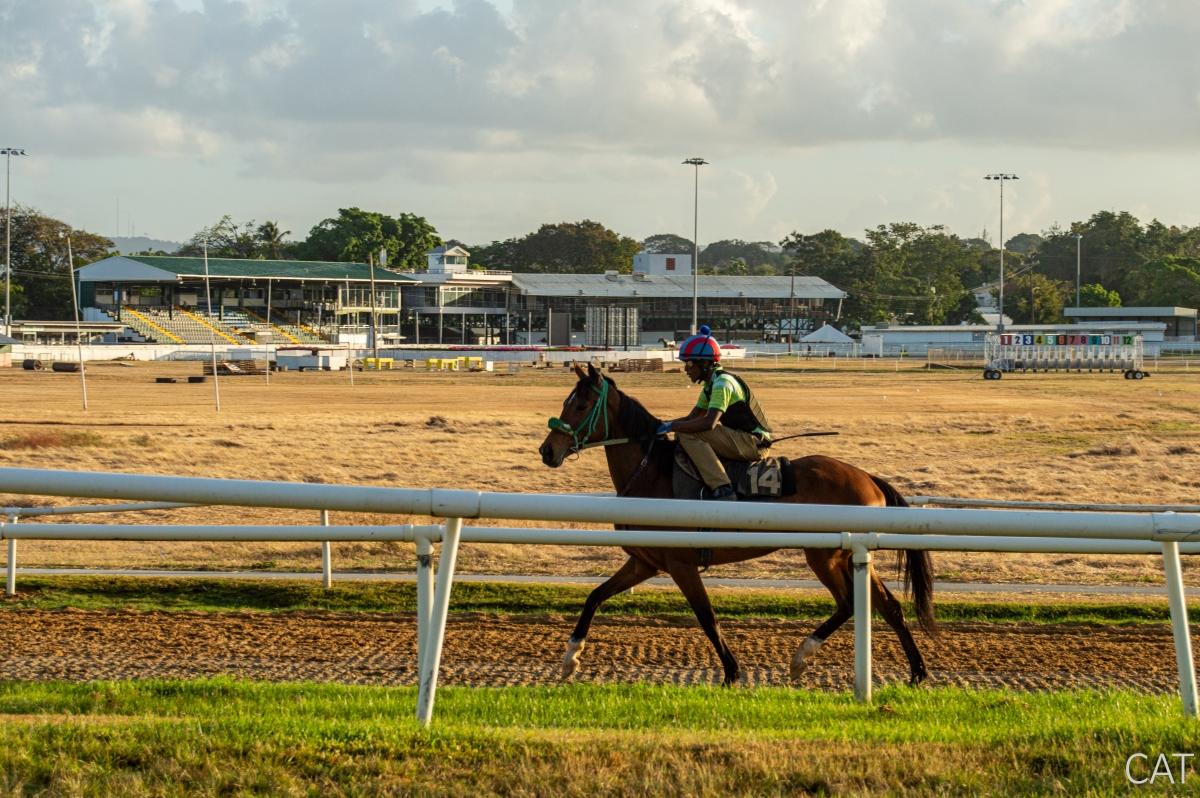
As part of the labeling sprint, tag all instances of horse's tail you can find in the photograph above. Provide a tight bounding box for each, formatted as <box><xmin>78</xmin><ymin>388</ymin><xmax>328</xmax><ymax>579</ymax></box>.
<box><xmin>870</xmin><ymin>475</ymin><xmax>937</xmax><ymax>634</ymax></box>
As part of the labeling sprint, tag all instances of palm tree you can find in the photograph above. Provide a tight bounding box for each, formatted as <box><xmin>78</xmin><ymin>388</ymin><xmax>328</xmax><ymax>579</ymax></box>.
<box><xmin>255</xmin><ymin>221</ymin><xmax>291</xmax><ymax>259</ymax></box>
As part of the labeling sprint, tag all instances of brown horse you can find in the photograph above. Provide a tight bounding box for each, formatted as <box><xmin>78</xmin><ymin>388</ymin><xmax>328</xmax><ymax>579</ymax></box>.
<box><xmin>538</xmin><ymin>363</ymin><xmax>935</xmax><ymax>687</ymax></box>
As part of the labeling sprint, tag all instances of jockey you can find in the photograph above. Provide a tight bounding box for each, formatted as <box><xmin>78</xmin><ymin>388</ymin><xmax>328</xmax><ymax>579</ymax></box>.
<box><xmin>656</xmin><ymin>325</ymin><xmax>772</xmax><ymax>501</ymax></box>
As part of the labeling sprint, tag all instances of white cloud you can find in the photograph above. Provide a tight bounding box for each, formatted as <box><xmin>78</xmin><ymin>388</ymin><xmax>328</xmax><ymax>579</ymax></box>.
<box><xmin>1</xmin><ymin>0</ymin><xmax>1197</xmax><ymax>242</ymax></box>
<box><xmin>732</xmin><ymin>170</ymin><xmax>779</xmax><ymax>225</ymax></box>
<box><xmin>1000</xmin><ymin>0</ymin><xmax>1140</xmax><ymax>62</ymax></box>
<box><xmin>7</xmin><ymin>0</ymin><xmax>1195</xmax><ymax>157</ymax></box>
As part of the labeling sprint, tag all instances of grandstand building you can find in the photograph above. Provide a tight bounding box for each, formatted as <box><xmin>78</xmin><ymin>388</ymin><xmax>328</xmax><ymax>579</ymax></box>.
<box><xmin>77</xmin><ymin>255</ymin><xmax>417</xmax><ymax>346</ymax></box>
<box><xmin>76</xmin><ymin>252</ymin><xmax>847</xmax><ymax>347</ymax></box>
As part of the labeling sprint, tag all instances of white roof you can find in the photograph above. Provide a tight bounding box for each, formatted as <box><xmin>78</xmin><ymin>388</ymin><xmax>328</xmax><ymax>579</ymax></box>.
<box><xmin>801</xmin><ymin>323</ymin><xmax>854</xmax><ymax>343</ymax></box>
<box><xmin>76</xmin><ymin>256</ymin><xmax>180</xmax><ymax>283</ymax></box>
<box><xmin>861</xmin><ymin>322</ymin><xmax>1166</xmax><ymax>333</ymax></box>
<box><xmin>1064</xmin><ymin>306</ymin><xmax>1197</xmax><ymax>318</ymax></box>
<box><xmin>509</xmin><ymin>273</ymin><xmax>845</xmax><ymax>299</ymax></box>
<box><xmin>428</xmin><ymin>245</ymin><xmax>471</xmax><ymax>257</ymax></box>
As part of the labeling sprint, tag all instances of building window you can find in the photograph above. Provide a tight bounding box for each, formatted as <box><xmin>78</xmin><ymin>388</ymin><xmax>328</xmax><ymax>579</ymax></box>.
<box><xmin>666</xmin><ymin>258</ymin><xmax>676</xmax><ymax>271</ymax></box>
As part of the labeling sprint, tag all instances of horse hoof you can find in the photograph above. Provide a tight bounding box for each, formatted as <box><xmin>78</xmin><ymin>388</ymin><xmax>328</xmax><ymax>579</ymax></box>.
<box><xmin>560</xmin><ymin>639</ymin><xmax>585</xmax><ymax>680</ymax></box>
<box><xmin>909</xmin><ymin>669</ymin><xmax>928</xmax><ymax>687</ymax></box>
<box><xmin>790</xmin><ymin>636</ymin><xmax>823</xmax><ymax>682</ymax></box>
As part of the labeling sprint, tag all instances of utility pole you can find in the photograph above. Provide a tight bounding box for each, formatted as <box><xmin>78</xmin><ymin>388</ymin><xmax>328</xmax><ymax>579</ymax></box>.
<box><xmin>65</xmin><ymin>234</ymin><xmax>88</xmax><ymax>410</ymax></box>
<box><xmin>1074</xmin><ymin>233</ymin><xmax>1083</xmax><ymax>308</ymax></box>
<box><xmin>787</xmin><ymin>260</ymin><xmax>796</xmax><ymax>355</ymax></box>
<box><xmin>368</xmin><ymin>250</ymin><xmax>380</xmax><ymax>364</ymax></box>
<box><xmin>3</xmin><ymin>147</ymin><xmax>27</xmax><ymax>337</ymax></box>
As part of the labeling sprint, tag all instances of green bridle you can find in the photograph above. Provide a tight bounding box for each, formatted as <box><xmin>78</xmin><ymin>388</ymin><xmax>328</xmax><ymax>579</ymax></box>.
<box><xmin>547</xmin><ymin>377</ymin><xmax>631</xmax><ymax>453</ymax></box>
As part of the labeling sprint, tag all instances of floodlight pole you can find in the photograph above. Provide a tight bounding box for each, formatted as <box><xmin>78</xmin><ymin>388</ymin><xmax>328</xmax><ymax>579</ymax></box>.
<box><xmin>984</xmin><ymin>173</ymin><xmax>1018</xmax><ymax>333</ymax></box>
<box><xmin>683</xmin><ymin>157</ymin><xmax>707</xmax><ymax>335</ymax></box>
<box><xmin>3</xmin><ymin>147</ymin><xmax>27</xmax><ymax>337</ymax></box>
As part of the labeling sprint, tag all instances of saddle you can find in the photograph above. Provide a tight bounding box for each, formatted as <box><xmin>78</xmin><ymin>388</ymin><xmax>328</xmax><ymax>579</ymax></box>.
<box><xmin>672</xmin><ymin>446</ymin><xmax>795</xmax><ymax>501</ymax></box>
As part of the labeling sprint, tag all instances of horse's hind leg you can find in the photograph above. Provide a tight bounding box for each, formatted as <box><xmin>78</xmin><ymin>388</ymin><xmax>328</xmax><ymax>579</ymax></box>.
<box><xmin>791</xmin><ymin>549</ymin><xmax>854</xmax><ymax>681</ymax></box>
<box><xmin>665</xmin><ymin>558</ymin><xmax>740</xmax><ymax>686</ymax></box>
<box><xmin>870</xmin><ymin>569</ymin><xmax>928</xmax><ymax>686</ymax></box>
<box><xmin>562</xmin><ymin>556</ymin><xmax>656</xmax><ymax>679</ymax></box>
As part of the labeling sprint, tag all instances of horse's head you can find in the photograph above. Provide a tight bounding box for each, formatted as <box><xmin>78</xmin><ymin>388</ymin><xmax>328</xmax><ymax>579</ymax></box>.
<box><xmin>539</xmin><ymin>362</ymin><xmax>621</xmax><ymax>467</ymax></box>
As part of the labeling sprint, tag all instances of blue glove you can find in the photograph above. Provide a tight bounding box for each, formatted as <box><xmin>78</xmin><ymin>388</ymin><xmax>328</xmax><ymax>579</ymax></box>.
<box><xmin>655</xmin><ymin>421</ymin><xmax>673</xmax><ymax>436</ymax></box>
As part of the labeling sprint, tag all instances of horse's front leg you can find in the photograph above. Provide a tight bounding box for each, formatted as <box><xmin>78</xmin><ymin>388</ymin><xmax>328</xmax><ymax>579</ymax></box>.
<box><xmin>665</xmin><ymin>557</ymin><xmax>740</xmax><ymax>686</ymax></box>
<box><xmin>562</xmin><ymin>556</ymin><xmax>656</xmax><ymax>679</ymax></box>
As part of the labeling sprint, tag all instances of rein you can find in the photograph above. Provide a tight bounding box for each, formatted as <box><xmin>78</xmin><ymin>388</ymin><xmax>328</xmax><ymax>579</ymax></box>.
<box><xmin>616</xmin><ymin>437</ymin><xmax>657</xmax><ymax>497</ymax></box>
<box><xmin>547</xmin><ymin>379</ymin><xmax>656</xmax><ymax>495</ymax></box>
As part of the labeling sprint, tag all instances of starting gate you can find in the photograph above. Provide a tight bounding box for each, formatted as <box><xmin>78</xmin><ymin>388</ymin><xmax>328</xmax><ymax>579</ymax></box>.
<box><xmin>982</xmin><ymin>333</ymin><xmax>1147</xmax><ymax>380</ymax></box>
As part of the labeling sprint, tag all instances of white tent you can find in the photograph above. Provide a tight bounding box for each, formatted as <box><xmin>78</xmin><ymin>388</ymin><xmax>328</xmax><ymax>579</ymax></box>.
<box><xmin>800</xmin><ymin>323</ymin><xmax>854</xmax><ymax>344</ymax></box>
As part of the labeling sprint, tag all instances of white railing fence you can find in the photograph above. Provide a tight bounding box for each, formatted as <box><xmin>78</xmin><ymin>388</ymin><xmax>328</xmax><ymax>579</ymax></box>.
<box><xmin>1</xmin><ymin>500</ymin><xmax>348</xmax><ymax>593</ymax></box>
<box><xmin>1</xmin><ymin>467</ymin><xmax>1198</xmax><ymax>726</ymax></box>
<box><xmin>911</xmin><ymin>496</ymin><xmax>1200</xmax><ymax>513</ymax></box>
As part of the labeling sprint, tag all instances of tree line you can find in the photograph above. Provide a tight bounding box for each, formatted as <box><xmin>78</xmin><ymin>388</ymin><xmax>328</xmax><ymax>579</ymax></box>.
<box><xmin>175</xmin><ymin>208</ymin><xmax>442</xmax><ymax>271</ymax></box>
<box><xmin>4</xmin><ymin>204</ymin><xmax>1198</xmax><ymax>328</ymax></box>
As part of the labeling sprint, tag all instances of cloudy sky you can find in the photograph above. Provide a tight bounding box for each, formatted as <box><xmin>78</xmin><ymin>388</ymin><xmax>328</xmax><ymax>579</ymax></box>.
<box><xmin>2</xmin><ymin>0</ymin><xmax>1198</xmax><ymax>248</ymax></box>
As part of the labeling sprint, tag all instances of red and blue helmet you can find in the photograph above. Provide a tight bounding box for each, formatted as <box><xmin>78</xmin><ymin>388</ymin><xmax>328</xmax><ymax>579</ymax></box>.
<box><xmin>678</xmin><ymin>325</ymin><xmax>721</xmax><ymax>362</ymax></box>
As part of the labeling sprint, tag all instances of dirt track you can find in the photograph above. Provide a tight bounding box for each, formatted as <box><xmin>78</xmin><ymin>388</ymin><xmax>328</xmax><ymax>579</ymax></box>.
<box><xmin>0</xmin><ymin>610</ymin><xmax>1184</xmax><ymax>692</ymax></box>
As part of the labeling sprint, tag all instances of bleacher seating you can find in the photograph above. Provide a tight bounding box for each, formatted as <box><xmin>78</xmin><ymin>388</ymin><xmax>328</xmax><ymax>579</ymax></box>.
<box><xmin>104</xmin><ymin>303</ymin><xmax>327</xmax><ymax>345</ymax></box>
<box><xmin>146</xmin><ymin>308</ymin><xmax>215</xmax><ymax>343</ymax></box>
<box><xmin>115</xmin><ymin>306</ymin><xmax>178</xmax><ymax>343</ymax></box>
<box><xmin>266</xmin><ymin>311</ymin><xmax>326</xmax><ymax>343</ymax></box>
<box><xmin>120</xmin><ymin>307</ymin><xmax>245</xmax><ymax>345</ymax></box>
<box><xmin>239</xmin><ymin>308</ymin><xmax>301</xmax><ymax>344</ymax></box>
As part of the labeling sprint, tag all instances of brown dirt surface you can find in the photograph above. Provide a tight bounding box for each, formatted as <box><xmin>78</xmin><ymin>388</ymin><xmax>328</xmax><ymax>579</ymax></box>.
<box><xmin>2</xmin><ymin>359</ymin><xmax>1200</xmax><ymax>585</ymax></box>
<box><xmin>0</xmin><ymin>608</ymin><xmax>1184</xmax><ymax>692</ymax></box>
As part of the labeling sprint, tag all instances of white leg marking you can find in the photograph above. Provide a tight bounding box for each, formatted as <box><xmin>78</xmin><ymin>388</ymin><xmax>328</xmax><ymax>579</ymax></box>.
<box><xmin>561</xmin><ymin>638</ymin><xmax>586</xmax><ymax>680</ymax></box>
<box><xmin>790</xmin><ymin>636</ymin><xmax>823</xmax><ymax>681</ymax></box>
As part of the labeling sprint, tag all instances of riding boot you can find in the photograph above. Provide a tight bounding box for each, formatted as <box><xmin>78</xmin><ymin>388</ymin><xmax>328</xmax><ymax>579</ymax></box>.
<box><xmin>707</xmin><ymin>483</ymin><xmax>738</xmax><ymax>501</ymax></box>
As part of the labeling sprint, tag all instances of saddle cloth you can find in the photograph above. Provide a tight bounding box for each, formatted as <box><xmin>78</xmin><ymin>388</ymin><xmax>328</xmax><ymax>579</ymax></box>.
<box><xmin>672</xmin><ymin>446</ymin><xmax>795</xmax><ymax>500</ymax></box>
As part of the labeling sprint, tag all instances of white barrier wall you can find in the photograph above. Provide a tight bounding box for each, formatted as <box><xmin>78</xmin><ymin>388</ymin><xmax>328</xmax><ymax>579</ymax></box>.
<box><xmin>13</xmin><ymin>344</ymin><xmax>252</xmax><ymax>362</ymax></box>
<box><xmin>9</xmin><ymin>344</ymin><xmax>691</xmax><ymax>365</ymax></box>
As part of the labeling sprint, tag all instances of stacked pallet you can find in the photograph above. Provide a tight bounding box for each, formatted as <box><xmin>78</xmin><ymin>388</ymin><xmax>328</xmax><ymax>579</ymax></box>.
<box><xmin>610</xmin><ymin>358</ymin><xmax>664</xmax><ymax>373</ymax></box>
<box><xmin>203</xmin><ymin>360</ymin><xmax>268</xmax><ymax>376</ymax></box>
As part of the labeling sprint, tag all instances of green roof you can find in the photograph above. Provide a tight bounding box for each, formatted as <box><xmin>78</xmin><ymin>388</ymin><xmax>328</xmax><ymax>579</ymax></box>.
<box><xmin>124</xmin><ymin>256</ymin><xmax>417</xmax><ymax>283</ymax></box>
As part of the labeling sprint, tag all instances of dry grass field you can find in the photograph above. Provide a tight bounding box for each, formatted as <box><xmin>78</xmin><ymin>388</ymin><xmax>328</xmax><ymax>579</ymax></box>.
<box><xmin>2</xmin><ymin>357</ymin><xmax>1198</xmax><ymax>586</ymax></box>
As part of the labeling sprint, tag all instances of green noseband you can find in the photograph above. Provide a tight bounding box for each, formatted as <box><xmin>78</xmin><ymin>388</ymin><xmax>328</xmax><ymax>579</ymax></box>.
<box><xmin>547</xmin><ymin>417</ymin><xmax>574</xmax><ymax>435</ymax></box>
<box><xmin>545</xmin><ymin>377</ymin><xmax>630</xmax><ymax>453</ymax></box>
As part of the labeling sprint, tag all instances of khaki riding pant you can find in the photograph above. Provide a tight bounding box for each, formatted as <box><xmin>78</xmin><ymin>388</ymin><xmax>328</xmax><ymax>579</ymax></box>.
<box><xmin>678</xmin><ymin>426</ymin><xmax>766</xmax><ymax>489</ymax></box>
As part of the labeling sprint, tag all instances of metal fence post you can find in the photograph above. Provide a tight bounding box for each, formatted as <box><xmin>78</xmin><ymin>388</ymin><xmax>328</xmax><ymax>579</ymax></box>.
<box><xmin>320</xmin><ymin>510</ymin><xmax>332</xmax><ymax>589</ymax></box>
<box><xmin>5</xmin><ymin>515</ymin><xmax>15</xmax><ymax>596</ymax></box>
<box><xmin>1162</xmin><ymin>540</ymin><xmax>1198</xmax><ymax>717</ymax></box>
<box><xmin>417</xmin><ymin>517</ymin><xmax>462</xmax><ymax>727</ymax></box>
<box><xmin>415</xmin><ymin>532</ymin><xmax>434</xmax><ymax>678</ymax></box>
<box><xmin>852</xmin><ymin>540</ymin><xmax>873</xmax><ymax>703</ymax></box>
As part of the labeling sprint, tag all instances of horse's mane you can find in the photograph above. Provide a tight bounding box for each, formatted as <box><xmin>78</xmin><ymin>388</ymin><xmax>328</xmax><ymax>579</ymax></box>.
<box><xmin>606</xmin><ymin>376</ymin><xmax>660</xmax><ymax>442</ymax></box>
<box><xmin>587</xmin><ymin>376</ymin><xmax>677</xmax><ymax>471</ymax></box>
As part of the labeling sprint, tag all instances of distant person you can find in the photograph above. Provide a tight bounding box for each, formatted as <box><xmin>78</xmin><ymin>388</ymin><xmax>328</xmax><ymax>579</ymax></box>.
<box><xmin>656</xmin><ymin>325</ymin><xmax>772</xmax><ymax>501</ymax></box>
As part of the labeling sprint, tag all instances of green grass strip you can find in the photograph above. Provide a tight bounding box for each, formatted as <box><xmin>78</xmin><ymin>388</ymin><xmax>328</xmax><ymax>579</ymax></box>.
<box><xmin>2</xmin><ymin>575</ymin><xmax>1195</xmax><ymax>625</ymax></box>
<box><xmin>0</xmin><ymin>679</ymin><xmax>1194</xmax><ymax>796</ymax></box>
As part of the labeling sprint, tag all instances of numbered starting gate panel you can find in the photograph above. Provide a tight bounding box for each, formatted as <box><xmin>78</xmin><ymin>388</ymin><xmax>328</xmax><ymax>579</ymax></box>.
<box><xmin>983</xmin><ymin>333</ymin><xmax>1144</xmax><ymax>378</ymax></box>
